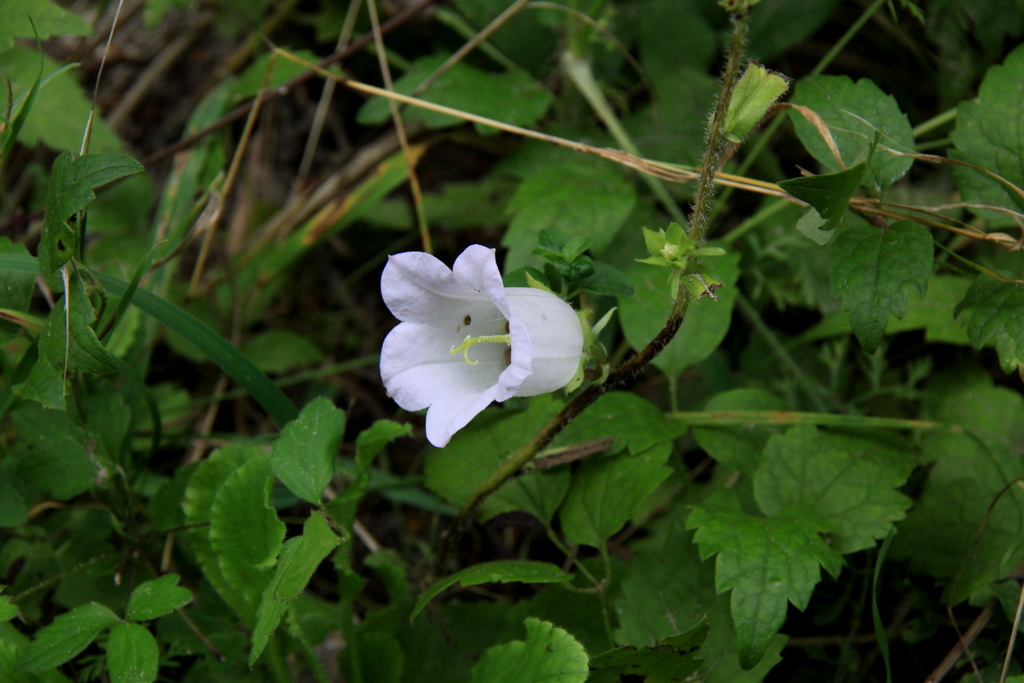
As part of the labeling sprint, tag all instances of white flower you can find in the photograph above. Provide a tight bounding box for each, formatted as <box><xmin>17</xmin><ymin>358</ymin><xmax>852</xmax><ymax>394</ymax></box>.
<box><xmin>380</xmin><ymin>245</ymin><xmax>584</xmax><ymax>448</ymax></box>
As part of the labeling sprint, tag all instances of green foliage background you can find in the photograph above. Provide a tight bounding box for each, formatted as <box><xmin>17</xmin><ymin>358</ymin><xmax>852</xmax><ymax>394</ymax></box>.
<box><xmin>2</xmin><ymin>0</ymin><xmax>1024</xmax><ymax>681</ymax></box>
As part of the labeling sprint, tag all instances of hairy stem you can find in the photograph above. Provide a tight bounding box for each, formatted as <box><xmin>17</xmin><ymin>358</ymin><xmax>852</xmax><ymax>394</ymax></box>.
<box><xmin>437</xmin><ymin>8</ymin><xmax>752</xmax><ymax>570</ymax></box>
<box><xmin>688</xmin><ymin>10</ymin><xmax>749</xmax><ymax>246</ymax></box>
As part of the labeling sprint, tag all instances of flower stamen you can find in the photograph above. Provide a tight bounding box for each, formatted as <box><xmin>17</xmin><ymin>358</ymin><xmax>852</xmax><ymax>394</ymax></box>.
<box><xmin>450</xmin><ymin>333</ymin><xmax>512</xmax><ymax>366</ymax></box>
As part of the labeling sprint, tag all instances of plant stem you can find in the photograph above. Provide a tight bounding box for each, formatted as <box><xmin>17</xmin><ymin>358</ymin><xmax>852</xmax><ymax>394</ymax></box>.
<box><xmin>437</xmin><ymin>8</ymin><xmax>753</xmax><ymax>570</ymax></box>
<box><xmin>688</xmin><ymin>9</ymin><xmax>749</xmax><ymax>246</ymax></box>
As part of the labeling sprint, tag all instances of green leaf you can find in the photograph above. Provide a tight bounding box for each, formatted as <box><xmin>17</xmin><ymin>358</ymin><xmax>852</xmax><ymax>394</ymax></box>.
<box><xmin>619</xmin><ymin>252</ymin><xmax>740</xmax><ymax>379</ymax></box>
<box><xmin>503</xmin><ymin>162</ymin><xmax>637</xmax><ymax>272</ymax></box>
<box><xmin>724</xmin><ymin>62</ymin><xmax>790</xmax><ymax>143</ymax></box>
<box><xmin>0</xmin><ymin>253</ymin><xmax>299</xmax><ymax>426</ymax></box>
<box><xmin>0</xmin><ymin>47</ymin><xmax>123</xmax><ymax>154</ymax></box>
<box><xmin>426</xmin><ymin>395</ymin><xmax>569</xmax><ymax>523</ymax></box>
<box><xmin>250</xmin><ymin>512</ymin><xmax>341</xmax><ymax>666</ymax></box>
<box><xmin>209</xmin><ymin>453</ymin><xmax>286</xmax><ymax>612</ymax></box>
<box><xmin>754</xmin><ymin>425</ymin><xmax>916</xmax><ymax>553</ymax></box>
<box><xmin>829</xmin><ymin>220</ymin><xmax>933</xmax><ymax>353</ymax></box>
<box><xmin>613</xmin><ymin>517</ymin><xmax>786</xmax><ymax>682</ymax></box>
<box><xmin>778</xmin><ymin>163</ymin><xmax>866</xmax><ymax>238</ymax></box>
<box><xmin>270</xmin><ymin>397</ymin><xmax>345</xmax><ymax>504</ymax></box>
<box><xmin>559</xmin><ymin>444</ymin><xmax>673</xmax><ymax>548</ymax></box>
<box><xmin>38</xmin><ymin>271</ymin><xmax>117</xmax><ymax>376</ymax></box>
<box><xmin>182</xmin><ymin>445</ymin><xmax>258</xmax><ymax>622</ymax></box>
<box><xmin>0</xmin><ymin>588</ymin><xmax>18</xmax><ymax>623</ymax></box>
<box><xmin>892</xmin><ymin>372</ymin><xmax>1024</xmax><ymax>603</ymax></box>
<box><xmin>11</xmin><ymin>402</ymin><xmax>96</xmax><ymax>500</ymax></box>
<box><xmin>954</xmin><ymin>278</ymin><xmax>1024</xmax><ymax>372</ymax></box>
<box><xmin>17</xmin><ymin>603</ymin><xmax>120</xmax><ymax>671</ymax></box>
<box><xmin>0</xmin><ymin>0</ymin><xmax>91</xmax><ymax>51</ymax></box>
<box><xmin>471</xmin><ymin>617</ymin><xmax>588</xmax><ymax>683</ymax></box>
<box><xmin>340</xmin><ymin>630</ymin><xmax>403</xmax><ymax>683</ymax></box>
<box><xmin>577</xmin><ymin>261</ymin><xmax>634</xmax><ymax>297</ymax></box>
<box><xmin>241</xmin><ymin>329</ymin><xmax>325</xmax><ymax>374</ymax></box>
<box><xmin>554</xmin><ymin>392</ymin><xmax>687</xmax><ymax>456</ymax></box>
<box><xmin>0</xmin><ymin>238</ymin><xmax>35</xmax><ymax>344</ymax></box>
<box><xmin>83</xmin><ymin>387</ymin><xmax>131</xmax><ymax>463</ymax></box>
<box><xmin>789</xmin><ymin>74</ymin><xmax>915</xmax><ymax>191</ymax></box>
<box><xmin>687</xmin><ymin>499</ymin><xmax>842</xmax><ymax>670</ymax></box>
<box><xmin>328</xmin><ymin>420</ymin><xmax>412</xmax><ymax>527</ymax></box>
<box><xmin>39</xmin><ymin>152</ymin><xmax>143</xmax><ymax>276</ymax></box>
<box><xmin>412</xmin><ymin>561</ymin><xmax>572</xmax><ymax>623</ymax></box>
<box><xmin>10</xmin><ymin>355</ymin><xmax>65</xmax><ymax>411</ymax></box>
<box><xmin>637</xmin><ymin>0</ymin><xmax>717</xmax><ymax>81</ymax></box>
<box><xmin>746</xmin><ymin>0</ymin><xmax>842</xmax><ymax>62</ymax></box>
<box><xmin>0</xmin><ymin>479</ymin><xmax>27</xmax><ymax>527</ymax></box>
<box><xmin>105</xmin><ymin>623</ymin><xmax>158</xmax><ymax>683</ymax></box>
<box><xmin>588</xmin><ymin>621</ymin><xmax>707</xmax><ymax>683</ymax></box>
<box><xmin>126</xmin><ymin>575</ymin><xmax>192</xmax><ymax>622</ymax></box>
<box><xmin>692</xmin><ymin>389</ymin><xmax>787</xmax><ymax>475</ymax></box>
<box><xmin>950</xmin><ymin>44</ymin><xmax>1024</xmax><ymax>214</ymax></box>
<box><xmin>357</xmin><ymin>53</ymin><xmax>552</xmax><ymax>135</ymax></box>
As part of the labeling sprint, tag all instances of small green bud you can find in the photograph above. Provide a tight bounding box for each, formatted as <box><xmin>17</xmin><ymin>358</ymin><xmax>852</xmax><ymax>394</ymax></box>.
<box><xmin>723</xmin><ymin>62</ymin><xmax>790</xmax><ymax>143</ymax></box>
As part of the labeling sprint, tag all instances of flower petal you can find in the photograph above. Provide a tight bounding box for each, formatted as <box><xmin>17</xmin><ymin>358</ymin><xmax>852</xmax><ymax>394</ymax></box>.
<box><xmin>452</xmin><ymin>245</ymin><xmax>512</xmax><ymax>319</ymax></box>
<box><xmin>507</xmin><ymin>288</ymin><xmax>584</xmax><ymax>396</ymax></box>
<box><xmin>381</xmin><ymin>251</ymin><xmax>480</xmax><ymax>324</ymax></box>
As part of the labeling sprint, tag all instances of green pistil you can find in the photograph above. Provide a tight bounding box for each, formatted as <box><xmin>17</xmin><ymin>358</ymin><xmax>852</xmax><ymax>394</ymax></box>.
<box><xmin>450</xmin><ymin>334</ymin><xmax>511</xmax><ymax>366</ymax></box>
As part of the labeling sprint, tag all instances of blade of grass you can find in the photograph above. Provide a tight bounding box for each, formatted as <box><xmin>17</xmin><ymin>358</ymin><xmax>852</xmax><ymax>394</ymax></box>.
<box><xmin>0</xmin><ymin>253</ymin><xmax>298</xmax><ymax>426</ymax></box>
<box><xmin>872</xmin><ymin>528</ymin><xmax>896</xmax><ymax>683</ymax></box>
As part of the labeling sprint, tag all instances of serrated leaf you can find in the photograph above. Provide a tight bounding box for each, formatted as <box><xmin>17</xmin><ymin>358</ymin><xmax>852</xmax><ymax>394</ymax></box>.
<box><xmin>950</xmin><ymin>44</ymin><xmax>1024</xmax><ymax>214</ymax></box>
<box><xmin>425</xmin><ymin>395</ymin><xmax>569</xmax><ymax>523</ymax></box>
<box><xmin>38</xmin><ymin>271</ymin><xmax>117</xmax><ymax>376</ymax></box>
<box><xmin>250</xmin><ymin>512</ymin><xmax>340</xmax><ymax>665</ymax></box>
<box><xmin>789</xmin><ymin>75</ymin><xmax>914</xmax><ymax>190</ymax></box>
<box><xmin>271</xmin><ymin>397</ymin><xmax>345</xmax><ymax>504</ymax></box>
<box><xmin>829</xmin><ymin>220</ymin><xmax>933</xmax><ymax>352</ymax></box>
<box><xmin>778</xmin><ymin>163</ymin><xmax>865</xmax><ymax>235</ymax></box>
<box><xmin>687</xmin><ymin>501</ymin><xmax>842</xmax><ymax>670</ymax></box>
<box><xmin>412</xmin><ymin>561</ymin><xmax>571</xmax><ymax>623</ymax></box>
<box><xmin>559</xmin><ymin>444</ymin><xmax>672</xmax><ymax>548</ymax></box>
<box><xmin>105</xmin><ymin>623</ymin><xmax>158</xmax><ymax>683</ymax></box>
<box><xmin>892</xmin><ymin>372</ymin><xmax>1024</xmax><ymax>603</ymax></box>
<box><xmin>17</xmin><ymin>603</ymin><xmax>120</xmax><ymax>671</ymax></box>
<box><xmin>39</xmin><ymin>152</ymin><xmax>143</xmax><ymax>276</ymax></box>
<box><xmin>613</xmin><ymin>517</ymin><xmax>786</xmax><ymax>682</ymax></box>
<box><xmin>471</xmin><ymin>617</ymin><xmax>588</xmax><ymax>683</ymax></box>
<box><xmin>503</xmin><ymin>162</ymin><xmax>637</xmax><ymax>272</ymax></box>
<box><xmin>754</xmin><ymin>425</ymin><xmax>916</xmax><ymax>553</ymax></box>
<box><xmin>693</xmin><ymin>388</ymin><xmax>788</xmax><ymax>475</ymax></box>
<box><xmin>619</xmin><ymin>252</ymin><xmax>740</xmax><ymax>379</ymax></box>
<box><xmin>126</xmin><ymin>575</ymin><xmax>192</xmax><ymax>622</ymax></box>
<box><xmin>209</xmin><ymin>453</ymin><xmax>286</xmax><ymax>612</ymax></box>
<box><xmin>0</xmin><ymin>0</ymin><xmax>91</xmax><ymax>51</ymax></box>
<box><xmin>588</xmin><ymin>620</ymin><xmax>707</xmax><ymax>683</ymax></box>
<box><xmin>357</xmin><ymin>53</ymin><xmax>552</xmax><ymax>135</ymax></box>
<box><xmin>954</xmin><ymin>278</ymin><xmax>1024</xmax><ymax>372</ymax></box>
